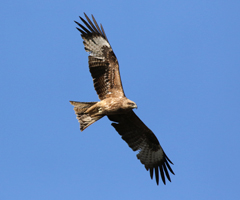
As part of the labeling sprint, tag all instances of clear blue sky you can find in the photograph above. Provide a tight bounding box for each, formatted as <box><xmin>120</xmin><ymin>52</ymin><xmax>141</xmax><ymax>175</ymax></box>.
<box><xmin>1</xmin><ymin>1</ymin><xmax>240</xmax><ymax>199</ymax></box>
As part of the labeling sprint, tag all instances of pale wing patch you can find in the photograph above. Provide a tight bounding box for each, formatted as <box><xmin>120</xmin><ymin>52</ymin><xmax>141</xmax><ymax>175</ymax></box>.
<box><xmin>83</xmin><ymin>36</ymin><xmax>110</xmax><ymax>60</ymax></box>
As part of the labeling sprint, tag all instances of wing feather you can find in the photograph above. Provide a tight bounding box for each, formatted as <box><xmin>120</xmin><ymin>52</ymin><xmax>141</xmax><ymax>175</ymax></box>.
<box><xmin>150</xmin><ymin>168</ymin><xmax>154</xmax><ymax>179</ymax></box>
<box><xmin>75</xmin><ymin>13</ymin><xmax>125</xmax><ymax>100</ymax></box>
<box><xmin>79</xmin><ymin>16</ymin><xmax>97</xmax><ymax>33</ymax></box>
<box><xmin>163</xmin><ymin>162</ymin><xmax>171</xmax><ymax>182</ymax></box>
<box><xmin>108</xmin><ymin>111</ymin><xmax>175</xmax><ymax>185</ymax></box>
<box><xmin>100</xmin><ymin>24</ymin><xmax>108</xmax><ymax>40</ymax></box>
<box><xmin>159</xmin><ymin>165</ymin><xmax>165</xmax><ymax>185</ymax></box>
<box><xmin>91</xmin><ymin>14</ymin><xmax>102</xmax><ymax>34</ymax></box>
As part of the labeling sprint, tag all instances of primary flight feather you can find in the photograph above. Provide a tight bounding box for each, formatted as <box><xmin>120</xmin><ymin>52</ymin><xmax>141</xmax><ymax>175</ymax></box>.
<box><xmin>70</xmin><ymin>13</ymin><xmax>174</xmax><ymax>185</ymax></box>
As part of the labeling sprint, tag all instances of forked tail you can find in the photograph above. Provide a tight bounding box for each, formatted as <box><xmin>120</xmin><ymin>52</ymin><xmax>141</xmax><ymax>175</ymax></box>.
<box><xmin>70</xmin><ymin>101</ymin><xmax>103</xmax><ymax>131</ymax></box>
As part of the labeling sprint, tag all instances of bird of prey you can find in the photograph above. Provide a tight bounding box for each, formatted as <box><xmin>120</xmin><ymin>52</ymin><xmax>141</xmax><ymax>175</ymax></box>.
<box><xmin>70</xmin><ymin>13</ymin><xmax>174</xmax><ymax>185</ymax></box>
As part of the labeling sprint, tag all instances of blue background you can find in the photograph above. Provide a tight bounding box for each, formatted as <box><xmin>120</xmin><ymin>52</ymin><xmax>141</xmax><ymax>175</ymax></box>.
<box><xmin>1</xmin><ymin>1</ymin><xmax>240</xmax><ymax>199</ymax></box>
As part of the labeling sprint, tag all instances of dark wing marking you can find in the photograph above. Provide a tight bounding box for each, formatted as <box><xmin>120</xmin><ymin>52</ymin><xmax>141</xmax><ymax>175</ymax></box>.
<box><xmin>75</xmin><ymin>13</ymin><xmax>125</xmax><ymax>100</ymax></box>
<box><xmin>108</xmin><ymin>111</ymin><xmax>175</xmax><ymax>185</ymax></box>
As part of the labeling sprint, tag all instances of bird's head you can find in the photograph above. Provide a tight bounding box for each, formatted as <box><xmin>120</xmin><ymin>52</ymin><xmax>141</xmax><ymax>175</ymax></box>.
<box><xmin>123</xmin><ymin>99</ymin><xmax>138</xmax><ymax>110</ymax></box>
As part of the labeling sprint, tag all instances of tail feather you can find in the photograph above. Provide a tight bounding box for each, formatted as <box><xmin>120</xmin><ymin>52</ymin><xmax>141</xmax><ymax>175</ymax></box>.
<box><xmin>70</xmin><ymin>101</ymin><xmax>103</xmax><ymax>131</ymax></box>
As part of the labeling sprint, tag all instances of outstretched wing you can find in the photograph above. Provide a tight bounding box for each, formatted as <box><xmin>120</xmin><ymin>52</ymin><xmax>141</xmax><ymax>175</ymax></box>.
<box><xmin>108</xmin><ymin>111</ymin><xmax>175</xmax><ymax>185</ymax></box>
<box><xmin>75</xmin><ymin>13</ymin><xmax>125</xmax><ymax>100</ymax></box>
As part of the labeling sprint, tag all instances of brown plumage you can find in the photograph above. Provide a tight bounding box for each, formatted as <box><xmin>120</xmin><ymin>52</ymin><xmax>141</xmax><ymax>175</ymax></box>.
<box><xmin>70</xmin><ymin>13</ymin><xmax>174</xmax><ymax>185</ymax></box>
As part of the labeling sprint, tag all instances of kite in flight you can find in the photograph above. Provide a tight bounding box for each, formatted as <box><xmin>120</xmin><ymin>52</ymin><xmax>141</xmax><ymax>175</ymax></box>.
<box><xmin>70</xmin><ymin>13</ymin><xmax>175</xmax><ymax>185</ymax></box>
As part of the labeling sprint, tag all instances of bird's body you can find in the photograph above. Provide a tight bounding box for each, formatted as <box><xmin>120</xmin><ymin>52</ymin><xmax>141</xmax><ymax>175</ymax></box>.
<box><xmin>88</xmin><ymin>97</ymin><xmax>137</xmax><ymax>116</ymax></box>
<box><xmin>70</xmin><ymin>97</ymin><xmax>137</xmax><ymax>131</ymax></box>
<box><xmin>70</xmin><ymin>13</ymin><xmax>174</xmax><ymax>185</ymax></box>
